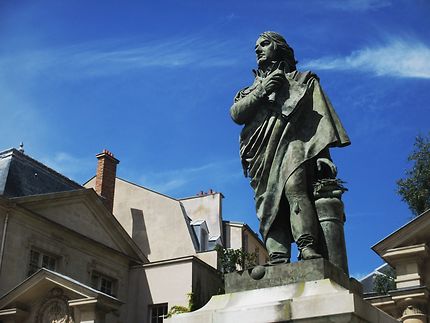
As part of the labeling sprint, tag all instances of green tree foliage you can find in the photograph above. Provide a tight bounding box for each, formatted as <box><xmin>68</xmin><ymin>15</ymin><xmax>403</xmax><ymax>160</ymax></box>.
<box><xmin>397</xmin><ymin>133</ymin><xmax>430</xmax><ymax>217</ymax></box>
<box><xmin>214</xmin><ymin>245</ymin><xmax>257</xmax><ymax>294</ymax></box>
<box><xmin>166</xmin><ymin>292</ymin><xmax>195</xmax><ymax>318</ymax></box>
<box><xmin>373</xmin><ymin>266</ymin><xmax>396</xmax><ymax>295</ymax></box>
<box><xmin>215</xmin><ymin>245</ymin><xmax>257</xmax><ymax>274</ymax></box>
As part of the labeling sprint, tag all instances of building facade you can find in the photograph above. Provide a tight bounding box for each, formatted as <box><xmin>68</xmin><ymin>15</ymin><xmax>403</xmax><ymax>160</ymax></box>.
<box><xmin>0</xmin><ymin>149</ymin><xmax>145</xmax><ymax>322</ymax></box>
<box><xmin>84</xmin><ymin>154</ymin><xmax>268</xmax><ymax>321</ymax></box>
<box><xmin>0</xmin><ymin>148</ymin><xmax>267</xmax><ymax>323</ymax></box>
<box><xmin>365</xmin><ymin>209</ymin><xmax>430</xmax><ymax>323</ymax></box>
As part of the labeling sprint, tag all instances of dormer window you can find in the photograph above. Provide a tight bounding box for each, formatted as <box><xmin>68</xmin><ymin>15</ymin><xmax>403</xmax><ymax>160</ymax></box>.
<box><xmin>190</xmin><ymin>219</ymin><xmax>209</xmax><ymax>252</ymax></box>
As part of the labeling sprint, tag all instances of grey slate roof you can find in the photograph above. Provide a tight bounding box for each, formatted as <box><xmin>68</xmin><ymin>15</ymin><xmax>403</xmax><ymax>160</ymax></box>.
<box><xmin>0</xmin><ymin>148</ymin><xmax>82</xmax><ymax>197</ymax></box>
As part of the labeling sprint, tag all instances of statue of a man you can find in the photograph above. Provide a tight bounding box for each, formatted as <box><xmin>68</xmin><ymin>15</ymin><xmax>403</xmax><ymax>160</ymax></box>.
<box><xmin>230</xmin><ymin>32</ymin><xmax>350</xmax><ymax>264</ymax></box>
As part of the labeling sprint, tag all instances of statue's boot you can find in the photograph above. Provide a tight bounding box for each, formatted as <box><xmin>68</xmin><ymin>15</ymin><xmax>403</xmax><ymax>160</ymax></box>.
<box><xmin>300</xmin><ymin>246</ymin><xmax>322</xmax><ymax>260</ymax></box>
<box><xmin>284</xmin><ymin>164</ymin><xmax>322</xmax><ymax>261</ymax></box>
<box><xmin>268</xmin><ymin>254</ymin><xmax>290</xmax><ymax>265</ymax></box>
<box><xmin>288</xmin><ymin>195</ymin><xmax>322</xmax><ymax>261</ymax></box>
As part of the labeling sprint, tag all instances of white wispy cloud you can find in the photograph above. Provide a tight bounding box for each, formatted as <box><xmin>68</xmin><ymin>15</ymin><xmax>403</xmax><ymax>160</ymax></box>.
<box><xmin>302</xmin><ymin>38</ymin><xmax>430</xmax><ymax>79</ymax></box>
<box><xmin>139</xmin><ymin>159</ymin><xmax>241</xmax><ymax>195</ymax></box>
<box><xmin>321</xmin><ymin>0</ymin><xmax>391</xmax><ymax>11</ymax></box>
<box><xmin>41</xmin><ymin>152</ymin><xmax>94</xmax><ymax>181</ymax></box>
<box><xmin>0</xmin><ymin>36</ymin><xmax>240</xmax><ymax>80</ymax></box>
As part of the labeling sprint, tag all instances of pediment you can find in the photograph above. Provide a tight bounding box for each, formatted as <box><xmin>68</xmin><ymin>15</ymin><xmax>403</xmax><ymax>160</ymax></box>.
<box><xmin>11</xmin><ymin>189</ymin><xmax>145</xmax><ymax>263</ymax></box>
<box><xmin>373</xmin><ymin>209</ymin><xmax>430</xmax><ymax>256</ymax></box>
<box><xmin>0</xmin><ymin>268</ymin><xmax>121</xmax><ymax>321</ymax></box>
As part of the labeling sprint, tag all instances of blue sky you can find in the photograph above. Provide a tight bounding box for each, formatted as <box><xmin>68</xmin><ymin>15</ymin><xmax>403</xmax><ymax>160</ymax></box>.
<box><xmin>1</xmin><ymin>0</ymin><xmax>429</xmax><ymax>278</ymax></box>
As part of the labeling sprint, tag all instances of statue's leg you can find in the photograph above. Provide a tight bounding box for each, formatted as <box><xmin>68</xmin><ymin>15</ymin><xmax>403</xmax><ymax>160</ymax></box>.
<box><xmin>284</xmin><ymin>164</ymin><xmax>321</xmax><ymax>260</ymax></box>
<box><xmin>265</xmin><ymin>213</ymin><xmax>292</xmax><ymax>264</ymax></box>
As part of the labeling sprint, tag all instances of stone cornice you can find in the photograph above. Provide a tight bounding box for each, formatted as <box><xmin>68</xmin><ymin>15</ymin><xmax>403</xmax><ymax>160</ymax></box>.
<box><xmin>382</xmin><ymin>244</ymin><xmax>429</xmax><ymax>264</ymax></box>
<box><xmin>372</xmin><ymin>209</ymin><xmax>430</xmax><ymax>256</ymax></box>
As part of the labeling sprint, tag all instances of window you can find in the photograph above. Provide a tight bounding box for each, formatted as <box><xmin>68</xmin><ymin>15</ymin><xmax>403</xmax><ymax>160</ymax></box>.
<box><xmin>28</xmin><ymin>249</ymin><xmax>57</xmax><ymax>276</ymax></box>
<box><xmin>200</xmin><ymin>229</ymin><xmax>208</xmax><ymax>251</ymax></box>
<box><xmin>91</xmin><ymin>272</ymin><xmax>116</xmax><ymax>296</ymax></box>
<box><xmin>149</xmin><ymin>303</ymin><xmax>168</xmax><ymax>323</ymax></box>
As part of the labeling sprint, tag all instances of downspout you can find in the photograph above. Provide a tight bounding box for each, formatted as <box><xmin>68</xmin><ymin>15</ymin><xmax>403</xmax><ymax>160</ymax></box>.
<box><xmin>0</xmin><ymin>210</ymin><xmax>9</xmax><ymax>274</ymax></box>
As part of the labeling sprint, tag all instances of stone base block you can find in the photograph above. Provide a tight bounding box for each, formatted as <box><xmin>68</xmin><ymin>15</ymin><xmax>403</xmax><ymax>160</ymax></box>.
<box><xmin>225</xmin><ymin>258</ymin><xmax>360</xmax><ymax>294</ymax></box>
<box><xmin>165</xmin><ymin>278</ymin><xmax>398</xmax><ymax>323</ymax></box>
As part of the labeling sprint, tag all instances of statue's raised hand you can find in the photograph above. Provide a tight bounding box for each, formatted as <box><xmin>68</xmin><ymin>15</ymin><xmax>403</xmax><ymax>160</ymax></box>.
<box><xmin>260</xmin><ymin>62</ymin><xmax>286</xmax><ymax>95</ymax></box>
<box><xmin>317</xmin><ymin>158</ymin><xmax>337</xmax><ymax>178</ymax></box>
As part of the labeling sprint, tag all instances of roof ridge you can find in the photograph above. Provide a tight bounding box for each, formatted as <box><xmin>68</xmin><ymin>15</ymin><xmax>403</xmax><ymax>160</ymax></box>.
<box><xmin>116</xmin><ymin>176</ymin><xmax>179</xmax><ymax>201</ymax></box>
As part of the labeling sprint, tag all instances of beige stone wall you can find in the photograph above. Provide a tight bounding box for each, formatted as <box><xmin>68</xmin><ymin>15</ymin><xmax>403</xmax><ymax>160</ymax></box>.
<box><xmin>28</xmin><ymin>200</ymin><xmax>118</xmax><ymax>250</ymax></box>
<box><xmin>244</xmin><ymin>229</ymin><xmax>269</xmax><ymax>265</ymax></box>
<box><xmin>180</xmin><ymin>193</ymin><xmax>223</xmax><ymax>240</ymax></box>
<box><xmin>0</xmin><ymin>207</ymin><xmax>9</xmax><ymax>287</ymax></box>
<box><xmin>127</xmin><ymin>257</ymin><xmax>221</xmax><ymax>323</ymax></box>
<box><xmin>0</xmin><ymin>206</ymin><xmax>6</xmax><ymax>253</ymax></box>
<box><xmin>195</xmin><ymin>250</ymin><xmax>218</xmax><ymax>269</ymax></box>
<box><xmin>144</xmin><ymin>261</ymin><xmax>193</xmax><ymax>307</ymax></box>
<box><xmin>223</xmin><ymin>222</ymin><xmax>268</xmax><ymax>265</ymax></box>
<box><xmin>423</xmin><ymin>257</ymin><xmax>430</xmax><ymax>288</ymax></box>
<box><xmin>425</xmin><ymin>257</ymin><xmax>430</xmax><ymax>320</ymax></box>
<box><xmin>126</xmin><ymin>266</ymin><xmax>153</xmax><ymax>323</ymax></box>
<box><xmin>126</xmin><ymin>260</ymin><xmax>193</xmax><ymax>323</ymax></box>
<box><xmin>224</xmin><ymin>224</ymin><xmax>242</xmax><ymax>249</ymax></box>
<box><xmin>191</xmin><ymin>259</ymin><xmax>222</xmax><ymax>308</ymax></box>
<box><xmin>86</xmin><ymin>178</ymin><xmax>197</xmax><ymax>262</ymax></box>
<box><xmin>0</xmin><ymin>206</ymin><xmax>130</xmax><ymax>322</ymax></box>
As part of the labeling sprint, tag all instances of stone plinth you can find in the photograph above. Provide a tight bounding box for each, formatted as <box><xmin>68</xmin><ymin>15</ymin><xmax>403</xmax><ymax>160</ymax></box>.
<box><xmin>225</xmin><ymin>258</ymin><xmax>359</xmax><ymax>294</ymax></box>
<box><xmin>166</xmin><ymin>259</ymin><xmax>398</xmax><ymax>323</ymax></box>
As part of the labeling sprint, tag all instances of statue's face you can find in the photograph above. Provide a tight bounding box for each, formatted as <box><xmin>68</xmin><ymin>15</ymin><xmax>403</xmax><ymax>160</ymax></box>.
<box><xmin>255</xmin><ymin>36</ymin><xmax>276</xmax><ymax>66</ymax></box>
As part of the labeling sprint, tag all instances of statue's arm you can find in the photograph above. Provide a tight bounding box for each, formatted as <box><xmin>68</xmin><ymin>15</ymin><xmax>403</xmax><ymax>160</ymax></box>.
<box><xmin>230</xmin><ymin>68</ymin><xmax>286</xmax><ymax>125</ymax></box>
<box><xmin>230</xmin><ymin>84</ymin><xmax>267</xmax><ymax>125</ymax></box>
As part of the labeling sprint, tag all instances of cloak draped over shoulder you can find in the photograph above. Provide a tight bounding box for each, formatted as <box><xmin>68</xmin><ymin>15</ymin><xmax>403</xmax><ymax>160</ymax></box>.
<box><xmin>230</xmin><ymin>70</ymin><xmax>350</xmax><ymax>241</ymax></box>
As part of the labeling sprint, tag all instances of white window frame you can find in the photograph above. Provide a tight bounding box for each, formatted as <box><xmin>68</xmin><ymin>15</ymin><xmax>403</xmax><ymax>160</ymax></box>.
<box><xmin>149</xmin><ymin>303</ymin><xmax>168</xmax><ymax>323</ymax></box>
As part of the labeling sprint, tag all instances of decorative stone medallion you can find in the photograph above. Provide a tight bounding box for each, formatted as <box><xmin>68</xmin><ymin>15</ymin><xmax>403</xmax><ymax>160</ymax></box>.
<box><xmin>36</xmin><ymin>288</ymin><xmax>74</xmax><ymax>323</ymax></box>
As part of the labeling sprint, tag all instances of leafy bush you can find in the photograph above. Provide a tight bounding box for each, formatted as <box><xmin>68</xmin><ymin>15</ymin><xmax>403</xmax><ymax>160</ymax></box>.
<box><xmin>215</xmin><ymin>245</ymin><xmax>257</xmax><ymax>273</ymax></box>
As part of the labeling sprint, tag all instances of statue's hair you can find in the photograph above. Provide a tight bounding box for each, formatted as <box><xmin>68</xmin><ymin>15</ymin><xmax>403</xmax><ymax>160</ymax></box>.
<box><xmin>259</xmin><ymin>31</ymin><xmax>297</xmax><ymax>71</ymax></box>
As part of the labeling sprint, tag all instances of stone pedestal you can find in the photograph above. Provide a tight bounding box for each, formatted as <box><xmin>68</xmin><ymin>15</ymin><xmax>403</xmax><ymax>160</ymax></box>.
<box><xmin>225</xmin><ymin>258</ymin><xmax>358</xmax><ymax>294</ymax></box>
<box><xmin>166</xmin><ymin>259</ymin><xmax>398</xmax><ymax>323</ymax></box>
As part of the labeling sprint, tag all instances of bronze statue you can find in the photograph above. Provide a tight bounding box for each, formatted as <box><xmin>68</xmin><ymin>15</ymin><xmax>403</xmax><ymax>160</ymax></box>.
<box><xmin>230</xmin><ymin>32</ymin><xmax>350</xmax><ymax>265</ymax></box>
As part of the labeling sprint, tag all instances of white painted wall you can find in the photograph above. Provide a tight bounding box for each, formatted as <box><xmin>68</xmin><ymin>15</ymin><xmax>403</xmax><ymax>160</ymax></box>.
<box><xmin>180</xmin><ymin>193</ymin><xmax>223</xmax><ymax>242</ymax></box>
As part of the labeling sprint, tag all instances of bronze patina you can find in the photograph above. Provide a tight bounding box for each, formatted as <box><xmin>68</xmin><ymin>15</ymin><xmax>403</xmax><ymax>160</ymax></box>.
<box><xmin>230</xmin><ymin>32</ymin><xmax>350</xmax><ymax>267</ymax></box>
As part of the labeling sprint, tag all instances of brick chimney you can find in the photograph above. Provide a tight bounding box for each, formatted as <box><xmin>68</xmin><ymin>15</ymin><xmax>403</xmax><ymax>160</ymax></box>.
<box><xmin>95</xmin><ymin>149</ymin><xmax>119</xmax><ymax>212</ymax></box>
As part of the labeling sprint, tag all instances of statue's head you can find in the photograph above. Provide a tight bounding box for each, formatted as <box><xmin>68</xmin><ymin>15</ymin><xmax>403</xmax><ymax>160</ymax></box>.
<box><xmin>255</xmin><ymin>31</ymin><xmax>297</xmax><ymax>72</ymax></box>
